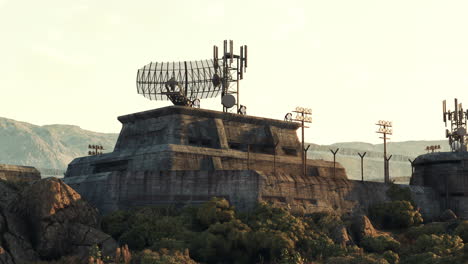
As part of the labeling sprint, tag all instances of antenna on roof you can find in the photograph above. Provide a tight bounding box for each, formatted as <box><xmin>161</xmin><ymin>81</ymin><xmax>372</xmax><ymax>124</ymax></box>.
<box><xmin>214</xmin><ymin>39</ymin><xmax>248</xmax><ymax>113</ymax></box>
<box><xmin>136</xmin><ymin>40</ymin><xmax>248</xmax><ymax>113</ymax></box>
<box><xmin>442</xmin><ymin>98</ymin><xmax>468</xmax><ymax>152</ymax></box>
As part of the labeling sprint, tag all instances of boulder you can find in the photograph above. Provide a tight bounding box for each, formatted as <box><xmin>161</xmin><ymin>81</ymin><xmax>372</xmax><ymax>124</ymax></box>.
<box><xmin>350</xmin><ymin>215</ymin><xmax>378</xmax><ymax>243</ymax></box>
<box><xmin>330</xmin><ymin>225</ymin><xmax>353</xmax><ymax>246</ymax></box>
<box><xmin>11</xmin><ymin>178</ymin><xmax>117</xmax><ymax>259</ymax></box>
<box><xmin>439</xmin><ymin>209</ymin><xmax>457</xmax><ymax>222</ymax></box>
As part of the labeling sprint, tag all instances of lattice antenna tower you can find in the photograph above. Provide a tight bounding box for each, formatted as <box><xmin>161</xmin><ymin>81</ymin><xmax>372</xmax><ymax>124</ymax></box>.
<box><xmin>214</xmin><ymin>40</ymin><xmax>248</xmax><ymax>113</ymax></box>
<box><xmin>443</xmin><ymin>98</ymin><xmax>468</xmax><ymax>152</ymax></box>
<box><xmin>136</xmin><ymin>40</ymin><xmax>247</xmax><ymax>113</ymax></box>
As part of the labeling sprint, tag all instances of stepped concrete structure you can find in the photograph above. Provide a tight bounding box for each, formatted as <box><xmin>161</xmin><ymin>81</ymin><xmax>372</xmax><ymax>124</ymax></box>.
<box><xmin>411</xmin><ymin>152</ymin><xmax>468</xmax><ymax>218</ymax></box>
<box><xmin>0</xmin><ymin>164</ymin><xmax>41</xmax><ymax>182</ymax></box>
<box><xmin>64</xmin><ymin>106</ymin><xmax>440</xmax><ymax>220</ymax></box>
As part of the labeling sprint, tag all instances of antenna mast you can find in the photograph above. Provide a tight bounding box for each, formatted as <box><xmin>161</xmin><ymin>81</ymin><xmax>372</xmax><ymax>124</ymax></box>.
<box><xmin>443</xmin><ymin>98</ymin><xmax>468</xmax><ymax>152</ymax></box>
<box><xmin>214</xmin><ymin>40</ymin><xmax>248</xmax><ymax>112</ymax></box>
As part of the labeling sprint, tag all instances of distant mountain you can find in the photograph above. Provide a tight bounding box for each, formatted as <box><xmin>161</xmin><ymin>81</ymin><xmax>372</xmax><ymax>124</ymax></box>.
<box><xmin>0</xmin><ymin>117</ymin><xmax>118</xmax><ymax>176</ymax></box>
<box><xmin>0</xmin><ymin>116</ymin><xmax>450</xmax><ymax>182</ymax></box>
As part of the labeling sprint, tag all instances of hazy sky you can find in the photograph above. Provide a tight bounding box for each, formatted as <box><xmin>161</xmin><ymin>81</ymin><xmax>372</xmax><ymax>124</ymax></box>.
<box><xmin>1</xmin><ymin>0</ymin><xmax>468</xmax><ymax>145</ymax></box>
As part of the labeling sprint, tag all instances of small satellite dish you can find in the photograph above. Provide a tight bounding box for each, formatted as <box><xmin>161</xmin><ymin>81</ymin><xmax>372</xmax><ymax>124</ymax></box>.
<box><xmin>221</xmin><ymin>94</ymin><xmax>236</xmax><ymax>108</ymax></box>
<box><xmin>457</xmin><ymin>127</ymin><xmax>466</xmax><ymax>136</ymax></box>
<box><xmin>192</xmin><ymin>98</ymin><xmax>200</xmax><ymax>108</ymax></box>
<box><xmin>238</xmin><ymin>105</ymin><xmax>247</xmax><ymax>115</ymax></box>
<box><xmin>284</xmin><ymin>113</ymin><xmax>293</xmax><ymax>122</ymax></box>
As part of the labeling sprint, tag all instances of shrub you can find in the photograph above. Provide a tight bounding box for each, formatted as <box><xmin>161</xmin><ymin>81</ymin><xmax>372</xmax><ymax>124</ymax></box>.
<box><xmin>326</xmin><ymin>253</ymin><xmax>389</xmax><ymax>264</ymax></box>
<box><xmin>195</xmin><ymin>197</ymin><xmax>236</xmax><ymax>229</ymax></box>
<box><xmin>383</xmin><ymin>250</ymin><xmax>399</xmax><ymax>264</ymax></box>
<box><xmin>119</xmin><ymin>227</ymin><xmax>147</xmax><ymax>250</ymax></box>
<box><xmin>101</xmin><ymin>210</ymin><xmax>132</xmax><ymax>238</ymax></box>
<box><xmin>369</xmin><ymin>201</ymin><xmax>423</xmax><ymax>229</ymax></box>
<box><xmin>454</xmin><ymin>220</ymin><xmax>468</xmax><ymax>242</ymax></box>
<box><xmin>400</xmin><ymin>252</ymin><xmax>440</xmax><ymax>264</ymax></box>
<box><xmin>132</xmin><ymin>248</ymin><xmax>198</xmax><ymax>264</ymax></box>
<box><xmin>386</xmin><ymin>184</ymin><xmax>414</xmax><ymax>205</ymax></box>
<box><xmin>189</xmin><ymin>219</ymin><xmax>251</xmax><ymax>263</ymax></box>
<box><xmin>405</xmin><ymin>223</ymin><xmax>446</xmax><ymax>241</ymax></box>
<box><xmin>411</xmin><ymin>234</ymin><xmax>464</xmax><ymax>257</ymax></box>
<box><xmin>360</xmin><ymin>235</ymin><xmax>400</xmax><ymax>254</ymax></box>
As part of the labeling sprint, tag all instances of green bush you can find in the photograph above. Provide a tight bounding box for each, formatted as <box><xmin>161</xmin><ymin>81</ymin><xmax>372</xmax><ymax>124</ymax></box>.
<box><xmin>133</xmin><ymin>248</ymin><xmax>198</xmax><ymax>264</ymax></box>
<box><xmin>383</xmin><ymin>250</ymin><xmax>399</xmax><ymax>264</ymax></box>
<box><xmin>119</xmin><ymin>227</ymin><xmax>147</xmax><ymax>250</ymax></box>
<box><xmin>360</xmin><ymin>235</ymin><xmax>400</xmax><ymax>254</ymax></box>
<box><xmin>189</xmin><ymin>219</ymin><xmax>251</xmax><ymax>263</ymax></box>
<box><xmin>411</xmin><ymin>234</ymin><xmax>464</xmax><ymax>257</ymax></box>
<box><xmin>101</xmin><ymin>210</ymin><xmax>132</xmax><ymax>238</ymax></box>
<box><xmin>326</xmin><ymin>253</ymin><xmax>389</xmax><ymax>264</ymax></box>
<box><xmin>454</xmin><ymin>220</ymin><xmax>468</xmax><ymax>242</ymax></box>
<box><xmin>400</xmin><ymin>252</ymin><xmax>440</xmax><ymax>264</ymax></box>
<box><xmin>369</xmin><ymin>201</ymin><xmax>423</xmax><ymax>229</ymax></box>
<box><xmin>404</xmin><ymin>223</ymin><xmax>446</xmax><ymax>241</ymax></box>
<box><xmin>195</xmin><ymin>197</ymin><xmax>236</xmax><ymax>229</ymax></box>
<box><xmin>386</xmin><ymin>184</ymin><xmax>414</xmax><ymax>205</ymax></box>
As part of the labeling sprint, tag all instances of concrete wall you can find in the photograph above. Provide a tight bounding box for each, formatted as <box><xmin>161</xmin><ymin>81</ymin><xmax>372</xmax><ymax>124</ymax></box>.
<box><xmin>65</xmin><ymin>170</ymin><xmax>260</xmax><ymax>214</ymax></box>
<box><xmin>411</xmin><ymin>152</ymin><xmax>468</xmax><ymax>218</ymax></box>
<box><xmin>0</xmin><ymin>164</ymin><xmax>41</xmax><ymax>182</ymax></box>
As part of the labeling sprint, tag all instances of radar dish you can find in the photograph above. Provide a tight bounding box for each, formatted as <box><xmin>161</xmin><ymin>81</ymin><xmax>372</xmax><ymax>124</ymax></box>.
<box><xmin>136</xmin><ymin>60</ymin><xmax>222</xmax><ymax>106</ymax></box>
<box><xmin>221</xmin><ymin>94</ymin><xmax>236</xmax><ymax>108</ymax></box>
<box><xmin>284</xmin><ymin>113</ymin><xmax>293</xmax><ymax>122</ymax></box>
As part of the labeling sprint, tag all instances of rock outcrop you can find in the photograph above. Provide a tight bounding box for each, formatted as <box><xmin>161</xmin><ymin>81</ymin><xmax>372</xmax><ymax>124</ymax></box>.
<box><xmin>439</xmin><ymin>209</ymin><xmax>457</xmax><ymax>222</ymax></box>
<box><xmin>0</xmin><ymin>177</ymin><xmax>117</xmax><ymax>262</ymax></box>
<box><xmin>350</xmin><ymin>215</ymin><xmax>378</xmax><ymax>243</ymax></box>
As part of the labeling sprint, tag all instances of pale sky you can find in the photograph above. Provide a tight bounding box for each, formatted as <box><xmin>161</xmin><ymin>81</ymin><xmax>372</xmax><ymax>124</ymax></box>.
<box><xmin>1</xmin><ymin>0</ymin><xmax>468</xmax><ymax>145</ymax></box>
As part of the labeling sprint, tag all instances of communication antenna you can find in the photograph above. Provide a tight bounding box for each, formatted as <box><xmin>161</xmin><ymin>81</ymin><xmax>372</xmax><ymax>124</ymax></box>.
<box><xmin>214</xmin><ymin>39</ymin><xmax>248</xmax><ymax>113</ymax></box>
<box><xmin>136</xmin><ymin>40</ymin><xmax>248</xmax><ymax>113</ymax></box>
<box><xmin>442</xmin><ymin>98</ymin><xmax>468</xmax><ymax>152</ymax></box>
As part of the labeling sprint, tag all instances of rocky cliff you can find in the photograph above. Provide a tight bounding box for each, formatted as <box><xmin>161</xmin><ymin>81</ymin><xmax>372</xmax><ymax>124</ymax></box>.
<box><xmin>0</xmin><ymin>177</ymin><xmax>116</xmax><ymax>263</ymax></box>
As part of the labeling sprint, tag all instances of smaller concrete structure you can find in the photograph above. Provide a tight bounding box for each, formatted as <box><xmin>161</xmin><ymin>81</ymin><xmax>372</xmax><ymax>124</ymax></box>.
<box><xmin>411</xmin><ymin>152</ymin><xmax>468</xmax><ymax>218</ymax></box>
<box><xmin>0</xmin><ymin>164</ymin><xmax>41</xmax><ymax>182</ymax></box>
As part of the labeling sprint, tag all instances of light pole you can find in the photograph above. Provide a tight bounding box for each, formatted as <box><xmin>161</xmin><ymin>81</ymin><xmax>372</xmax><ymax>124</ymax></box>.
<box><xmin>425</xmin><ymin>145</ymin><xmax>441</xmax><ymax>153</ymax></box>
<box><xmin>376</xmin><ymin>120</ymin><xmax>392</xmax><ymax>183</ymax></box>
<box><xmin>291</xmin><ymin>107</ymin><xmax>312</xmax><ymax>176</ymax></box>
<box><xmin>88</xmin><ymin>144</ymin><xmax>104</xmax><ymax>156</ymax></box>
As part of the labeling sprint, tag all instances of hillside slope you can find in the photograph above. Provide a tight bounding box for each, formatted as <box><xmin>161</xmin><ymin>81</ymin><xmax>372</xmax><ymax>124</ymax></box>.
<box><xmin>0</xmin><ymin>117</ymin><xmax>118</xmax><ymax>174</ymax></box>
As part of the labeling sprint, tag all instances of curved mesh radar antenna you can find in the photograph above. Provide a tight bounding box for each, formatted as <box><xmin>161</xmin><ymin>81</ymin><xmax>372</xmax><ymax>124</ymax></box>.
<box><xmin>136</xmin><ymin>40</ymin><xmax>248</xmax><ymax>111</ymax></box>
<box><xmin>136</xmin><ymin>60</ymin><xmax>222</xmax><ymax>106</ymax></box>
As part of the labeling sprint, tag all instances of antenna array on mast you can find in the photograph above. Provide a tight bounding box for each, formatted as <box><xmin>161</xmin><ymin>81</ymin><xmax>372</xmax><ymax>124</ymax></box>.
<box><xmin>443</xmin><ymin>98</ymin><xmax>468</xmax><ymax>152</ymax></box>
<box><xmin>136</xmin><ymin>40</ymin><xmax>248</xmax><ymax>112</ymax></box>
<box><xmin>214</xmin><ymin>40</ymin><xmax>248</xmax><ymax>113</ymax></box>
